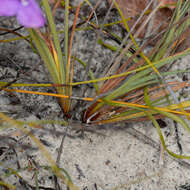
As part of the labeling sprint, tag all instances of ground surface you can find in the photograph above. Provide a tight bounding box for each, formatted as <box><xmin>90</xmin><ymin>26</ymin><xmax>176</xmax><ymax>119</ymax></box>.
<box><xmin>0</xmin><ymin>1</ymin><xmax>190</xmax><ymax>190</ymax></box>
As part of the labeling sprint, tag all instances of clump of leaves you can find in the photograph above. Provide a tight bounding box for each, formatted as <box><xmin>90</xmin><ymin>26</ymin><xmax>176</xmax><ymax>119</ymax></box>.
<box><xmin>83</xmin><ymin>0</ymin><xmax>190</xmax><ymax>160</ymax></box>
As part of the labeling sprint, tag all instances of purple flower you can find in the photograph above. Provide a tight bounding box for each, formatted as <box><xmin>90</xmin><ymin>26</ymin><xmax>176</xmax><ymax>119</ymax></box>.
<box><xmin>0</xmin><ymin>0</ymin><xmax>45</xmax><ymax>28</ymax></box>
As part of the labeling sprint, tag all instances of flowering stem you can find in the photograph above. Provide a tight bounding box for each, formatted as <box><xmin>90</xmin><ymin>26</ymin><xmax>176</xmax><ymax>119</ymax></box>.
<box><xmin>63</xmin><ymin>0</ymin><xmax>71</xmax><ymax>113</ymax></box>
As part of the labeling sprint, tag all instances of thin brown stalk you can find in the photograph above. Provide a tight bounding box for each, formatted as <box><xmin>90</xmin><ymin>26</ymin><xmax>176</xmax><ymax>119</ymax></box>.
<box><xmin>52</xmin><ymin>0</ymin><xmax>63</xmax><ymax>16</ymax></box>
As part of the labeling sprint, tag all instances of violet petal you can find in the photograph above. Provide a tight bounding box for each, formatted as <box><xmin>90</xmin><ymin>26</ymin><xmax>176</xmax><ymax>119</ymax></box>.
<box><xmin>17</xmin><ymin>0</ymin><xmax>45</xmax><ymax>28</ymax></box>
<box><xmin>0</xmin><ymin>0</ymin><xmax>20</xmax><ymax>16</ymax></box>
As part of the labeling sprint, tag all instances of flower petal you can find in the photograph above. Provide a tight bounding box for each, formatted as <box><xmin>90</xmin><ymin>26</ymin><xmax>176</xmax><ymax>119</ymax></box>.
<box><xmin>17</xmin><ymin>0</ymin><xmax>45</xmax><ymax>28</ymax></box>
<box><xmin>0</xmin><ymin>0</ymin><xmax>19</xmax><ymax>16</ymax></box>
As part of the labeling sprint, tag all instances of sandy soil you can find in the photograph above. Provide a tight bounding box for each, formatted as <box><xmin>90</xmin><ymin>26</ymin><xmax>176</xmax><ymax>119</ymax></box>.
<box><xmin>0</xmin><ymin>1</ymin><xmax>190</xmax><ymax>190</ymax></box>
